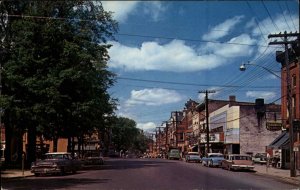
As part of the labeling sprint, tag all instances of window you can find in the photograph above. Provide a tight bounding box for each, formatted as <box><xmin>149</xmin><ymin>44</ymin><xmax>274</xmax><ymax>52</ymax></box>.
<box><xmin>292</xmin><ymin>75</ymin><xmax>296</xmax><ymax>88</ymax></box>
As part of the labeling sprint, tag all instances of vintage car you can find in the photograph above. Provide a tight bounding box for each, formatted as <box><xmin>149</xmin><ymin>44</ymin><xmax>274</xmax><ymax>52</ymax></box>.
<box><xmin>31</xmin><ymin>152</ymin><xmax>82</xmax><ymax>176</ymax></box>
<box><xmin>201</xmin><ymin>153</ymin><xmax>225</xmax><ymax>167</ymax></box>
<box><xmin>167</xmin><ymin>148</ymin><xmax>181</xmax><ymax>160</ymax></box>
<box><xmin>83</xmin><ymin>151</ymin><xmax>104</xmax><ymax>165</ymax></box>
<box><xmin>221</xmin><ymin>154</ymin><xmax>255</xmax><ymax>171</ymax></box>
<box><xmin>185</xmin><ymin>152</ymin><xmax>201</xmax><ymax>163</ymax></box>
<box><xmin>252</xmin><ymin>153</ymin><xmax>267</xmax><ymax>164</ymax></box>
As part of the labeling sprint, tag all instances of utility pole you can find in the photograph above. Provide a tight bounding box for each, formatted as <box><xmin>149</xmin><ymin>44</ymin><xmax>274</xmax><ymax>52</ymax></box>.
<box><xmin>161</xmin><ymin>121</ymin><xmax>169</xmax><ymax>152</ymax></box>
<box><xmin>156</xmin><ymin>126</ymin><xmax>164</xmax><ymax>156</ymax></box>
<box><xmin>268</xmin><ymin>31</ymin><xmax>299</xmax><ymax>177</ymax></box>
<box><xmin>199</xmin><ymin>90</ymin><xmax>215</xmax><ymax>155</ymax></box>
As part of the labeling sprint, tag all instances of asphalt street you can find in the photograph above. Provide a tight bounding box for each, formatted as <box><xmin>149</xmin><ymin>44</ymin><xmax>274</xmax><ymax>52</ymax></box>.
<box><xmin>2</xmin><ymin>158</ymin><xmax>299</xmax><ymax>190</ymax></box>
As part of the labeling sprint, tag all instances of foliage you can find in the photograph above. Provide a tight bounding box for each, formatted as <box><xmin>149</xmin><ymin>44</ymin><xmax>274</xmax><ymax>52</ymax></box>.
<box><xmin>110</xmin><ymin>117</ymin><xmax>148</xmax><ymax>153</ymax></box>
<box><xmin>0</xmin><ymin>0</ymin><xmax>118</xmax><ymax>157</ymax></box>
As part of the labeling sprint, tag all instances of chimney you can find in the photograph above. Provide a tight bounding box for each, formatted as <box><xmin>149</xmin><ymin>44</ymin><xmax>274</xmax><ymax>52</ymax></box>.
<box><xmin>229</xmin><ymin>96</ymin><xmax>236</xmax><ymax>106</ymax></box>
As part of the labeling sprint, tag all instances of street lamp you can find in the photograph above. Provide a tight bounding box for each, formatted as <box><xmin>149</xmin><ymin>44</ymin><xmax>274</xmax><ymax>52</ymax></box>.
<box><xmin>239</xmin><ymin>61</ymin><xmax>296</xmax><ymax>177</ymax></box>
<box><xmin>239</xmin><ymin>62</ymin><xmax>281</xmax><ymax>79</ymax></box>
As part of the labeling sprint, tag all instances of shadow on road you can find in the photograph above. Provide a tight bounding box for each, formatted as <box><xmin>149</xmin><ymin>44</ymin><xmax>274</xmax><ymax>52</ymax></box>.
<box><xmin>2</xmin><ymin>177</ymin><xmax>111</xmax><ymax>189</ymax></box>
<box><xmin>91</xmin><ymin>158</ymin><xmax>177</xmax><ymax>171</ymax></box>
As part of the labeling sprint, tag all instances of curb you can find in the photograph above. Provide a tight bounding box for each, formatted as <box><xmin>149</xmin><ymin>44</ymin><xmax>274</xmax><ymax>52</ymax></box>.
<box><xmin>254</xmin><ymin>171</ymin><xmax>300</xmax><ymax>186</ymax></box>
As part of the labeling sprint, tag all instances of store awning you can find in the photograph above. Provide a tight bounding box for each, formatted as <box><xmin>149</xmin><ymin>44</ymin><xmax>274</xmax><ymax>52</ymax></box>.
<box><xmin>268</xmin><ymin>131</ymin><xmax>289</xmax><ymax>149</ymax></box>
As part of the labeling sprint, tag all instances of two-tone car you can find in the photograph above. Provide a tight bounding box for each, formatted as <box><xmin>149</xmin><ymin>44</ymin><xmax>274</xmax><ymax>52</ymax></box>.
<box><xmin>221</xmin><ymin>154</ymin><xmax>255</xmax><ymax>171</ymax></box>
<box><xmin>201</xmin><ymin>153</ymin><xmax>225</xmax><ymax>167</ymax></box>
<box><xmin>185</xmin><ymin>152</ymin><xmax>201</xmax><ymax>163</ymax></box>
<box><xmin>31</xmin><ymin>152</ymin><xmax>82</xmax><ymax>176</ymax></box>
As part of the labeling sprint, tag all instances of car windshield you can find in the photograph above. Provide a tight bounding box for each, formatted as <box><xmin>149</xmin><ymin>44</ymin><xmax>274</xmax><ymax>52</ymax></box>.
<box><xmin>46</xmin><ymin>154</ymin><xmax>66</xmax><ymax>159</ymax></box>
<box><xmin>189</xmin><ymin>153</ymin><xmax>199</xmax><ymax>156</ymax></box>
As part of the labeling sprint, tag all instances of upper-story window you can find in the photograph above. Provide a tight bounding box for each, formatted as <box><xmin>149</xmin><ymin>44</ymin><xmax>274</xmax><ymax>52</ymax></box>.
<box><xmin>292</xmin><ymin>74</ymin><xmax>296</xmax><ymax>88</ymax></box>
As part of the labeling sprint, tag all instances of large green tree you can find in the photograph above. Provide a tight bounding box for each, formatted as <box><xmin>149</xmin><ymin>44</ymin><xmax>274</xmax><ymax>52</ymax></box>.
<box><xmin>110</xmin><ymin>117</ymin><xmax>148</xmax><ymax>154</ymax></box>
<box><xmin>0</xmin><ymin>0</ymin><xmax>118</xmax><ymax>166</ymax></box>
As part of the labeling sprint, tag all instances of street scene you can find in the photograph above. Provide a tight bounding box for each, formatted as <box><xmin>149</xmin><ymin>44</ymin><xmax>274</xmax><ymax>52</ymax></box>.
<box><xmin>0</xmin><ymin>1</ymin><xmax>300</xmax><ymax>190</ymax></box>
<box><xmin>2</xmin><ymin>158</ymin><xmax>300</xmax><ymax>190</ymax></box>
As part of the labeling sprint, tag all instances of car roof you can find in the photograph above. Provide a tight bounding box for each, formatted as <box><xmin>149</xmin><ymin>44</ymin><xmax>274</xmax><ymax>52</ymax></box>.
<box><xmin>45</xmin><ymin>152</ymin><xmax>70</xmax><ymax>155</ymax></box>
<box><xmin>228</xmin><ymin>154</ymin><xmax>250</xmax><ymax>157</ymax></box>
<box><xmin>208</xmin><ymin>153</ymin><xmax>223</xmax><ymax>155</ymax></box>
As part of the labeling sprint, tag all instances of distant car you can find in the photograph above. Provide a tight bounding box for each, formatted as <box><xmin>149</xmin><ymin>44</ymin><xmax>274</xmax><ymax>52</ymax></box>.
<box><xmin>185</xmin><ymin>152</ymin><xmax>201</xmax><ymax>163</ymax></box>
<box><xmin>168</xmin><ymin>149</ymin><xmax>181</xmax><ymax>160</ymax></box>
<box><xmin>83</xmin><ymin>152</ymin><xmax>104</xmax><ymax>165</ymax></box>
<box><xmin>201</xmin><ymin>153</ymin><xmax>225</xmax><ymax>167</ymax></box>
<box><xmin>31</xmin><ymin>152</ymin><xmax>82</xmax><ymax>176</ymax></box>
<box><xmin>221</xmin><ymin>154</ymin><xmax>254</xmax><ymax>171</ymax></box>
<box><xmin>252</xmin><ymin>153</ymin><xmax>267</xmax><ymax>165</ymax></box>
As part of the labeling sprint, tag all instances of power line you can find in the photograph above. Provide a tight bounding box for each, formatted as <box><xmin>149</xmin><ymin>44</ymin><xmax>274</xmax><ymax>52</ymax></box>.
<box><xmin>116</xmin><ymin>76</ymin><xmax>280</xmax><ymax>89</ymax></box>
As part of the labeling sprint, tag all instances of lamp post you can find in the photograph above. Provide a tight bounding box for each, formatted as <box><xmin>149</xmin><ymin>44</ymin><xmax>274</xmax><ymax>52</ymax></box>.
<box><xmin>240</xmin><ymin>61</ymin><xmax>295</xmax><ymax>177</ymax></box>
<box><xmin>239</xmin><ymin>62</ymin><xmax>281</xmax><ymax>79</ymax></box>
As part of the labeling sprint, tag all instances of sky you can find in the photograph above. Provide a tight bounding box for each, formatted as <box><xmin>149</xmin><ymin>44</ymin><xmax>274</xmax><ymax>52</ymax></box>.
<box><xmin>101</xmin><ymin>1</ymin><xmax>299</xmax><ymax>132</ymax></box>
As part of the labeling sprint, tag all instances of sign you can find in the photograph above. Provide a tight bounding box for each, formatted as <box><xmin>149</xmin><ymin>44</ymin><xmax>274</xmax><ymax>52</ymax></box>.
<box><xmin>200</xmin><ymin>133</ymin><xmax>220</xmax><ymax>143</ymax></box>
<box><xmin>266</xmin><ymin>122</ymin><xmax>282</xmax><ymax>131</ymax></box>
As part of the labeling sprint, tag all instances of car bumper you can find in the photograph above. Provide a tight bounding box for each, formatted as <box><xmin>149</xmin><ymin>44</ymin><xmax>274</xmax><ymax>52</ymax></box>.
<box><xmin>231</xmin><ymin>165</ymin><xmax>255</xmax><ymax>170</ymax></box>
<box><xmin>31</xmin><ymin>167</ymin><xmax>62</xmax><ymax>174</ymax></box>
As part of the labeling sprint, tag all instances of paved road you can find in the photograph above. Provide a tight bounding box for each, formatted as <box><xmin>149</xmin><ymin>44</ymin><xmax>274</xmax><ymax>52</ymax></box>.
<box><xmin>2</xmin><ymin>158</ymin><xmax>299</xmax><ymax>190</ymax></box>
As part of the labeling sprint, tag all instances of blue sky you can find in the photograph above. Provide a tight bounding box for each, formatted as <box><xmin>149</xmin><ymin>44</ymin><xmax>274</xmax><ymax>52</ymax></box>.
<box><xmin>102</xmin><ymin>1</ymin><xmax>299</xmax><ymax>131</ymax></box>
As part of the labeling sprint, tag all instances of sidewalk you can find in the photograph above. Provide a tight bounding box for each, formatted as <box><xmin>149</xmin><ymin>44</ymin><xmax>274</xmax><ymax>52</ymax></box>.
<box><xmin>1</xmin><ymin>169</ymin><xmax>34</xmax><ymax>179</ymax></box>
<box><xmin>253</xmin><ymin>164</ymin><xmax>300</xmax><ymax>186</ymax></box>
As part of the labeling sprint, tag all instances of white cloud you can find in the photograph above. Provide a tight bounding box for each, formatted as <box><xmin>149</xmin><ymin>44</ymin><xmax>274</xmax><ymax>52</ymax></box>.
<box><xmin>137</xmin><ymin>122</ymin><xmax>157</xmax><ymax>131</ymax></box>
<box><xmin>108</xmin><ymin>40</ymin><xmax>225</xmax><ymax>72</ymax></box>
<box><xmin>142</xmin><ymin>2</ymin><xmax>167</xmax><ymax>22</ymax></box>
<box><xmin>203</xmin><ymin>34</ymin><xmax>256</xmax><ymax>58</ymax></box>
<box><xmin>101</xmin><ymin>1</ymin><xmax>166</xmax><ymax>23</ymax></box>
<box><xmin>101</xmin><ymin>1</ymin><xmax>139</xmax><ymax>23</ymax></box>
<box><xmin>202</xmin><ymin>16</ymin><xmax>244</xmax><ymax>41</ymax></box>
<box><xmin>125</xmin><ymin>88</ymin><xmax>183</xmax><ymax>107</ymax></box>
<box><xmin>246</xmin><ymin>91</ymin><xmax>276</xmax><ymax>101</ymax></box>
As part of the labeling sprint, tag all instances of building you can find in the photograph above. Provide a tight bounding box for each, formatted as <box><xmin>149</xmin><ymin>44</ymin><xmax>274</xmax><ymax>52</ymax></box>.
<box><xmin>274</xmin><ymin>39</ymin><xmax>300</xmax><ymax>171</ymax></box>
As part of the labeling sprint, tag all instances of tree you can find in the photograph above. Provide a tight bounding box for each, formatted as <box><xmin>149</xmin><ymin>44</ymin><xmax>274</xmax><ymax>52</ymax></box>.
<box><xmin>110</xmin><ymin>117</ymin><xmax>148</xmax><ymax>155</ymax></box>
<box><xmin>0</xmin><ymin>1</ymin><xmax>118</xmax><ymax>166</ymax></box>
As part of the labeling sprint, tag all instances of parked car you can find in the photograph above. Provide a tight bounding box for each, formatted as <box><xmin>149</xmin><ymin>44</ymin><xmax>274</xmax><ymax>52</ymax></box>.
<box><xmin>201</xmin><ymin>153</ymin><xmax>224</xmax><ymax>167</ymax></box>
<box><xmin>31</xmin><ymin>152</ymin><xmax>82</xmax><ymax>176</ymax></box>
<box><xmin>83</xmin><ymin>151</ymin><xmax>104</xmax><ymax>165</ymax></box>
<box><xmin>221</xmin><ymin>154</ymin><xmax>254</xmax><ymax>171</ymax></box>
<box><xmin>168</xmin><ymin>149</ymin><xmax>181</xmax><ymax>160</ymax></box>
<box><xmin>252</xmin><ymin>153</ymin><xmax>267</xmax><ymax>164</ymax></box>
<box><xmin>185</xmin><ymin>152</ymin><xmax>201</xmax><ymax>163</ymax></box>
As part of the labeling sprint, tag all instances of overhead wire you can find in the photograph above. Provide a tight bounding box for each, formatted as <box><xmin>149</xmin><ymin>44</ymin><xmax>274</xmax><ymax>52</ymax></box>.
<box><xmin>277</xmin><ymin>1</ymin><xmax>293</xmax><ymax>32</ymax></box>
<box><xmin>261</xmin><ymin>0</ymin><xmax>281</xmax><ymax>32</ymax></box>
<box><xmin>284</xmin><ymin>0</ymin><xmax>298</xmax><ymax>31</ymax></box>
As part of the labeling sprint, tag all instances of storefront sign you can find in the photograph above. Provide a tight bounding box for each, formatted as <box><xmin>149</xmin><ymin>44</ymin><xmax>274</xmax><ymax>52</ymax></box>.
<box><xmin>266</xmin><ymin>122</ymin><xmax>282</xmax><ymax>131</ymax></box>
<box><xmin>200</xmin><ymin>133</ymin><xmax>220</xmax><ymax>143</ymax></box>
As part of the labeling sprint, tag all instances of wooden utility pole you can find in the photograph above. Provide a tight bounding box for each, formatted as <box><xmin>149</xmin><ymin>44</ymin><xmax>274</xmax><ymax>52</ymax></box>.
<box><xmin>199</xmin><ymin>90</ymin><xmax>215</xmax><ymax>155</ymax></box>
<box><xmin>268</xmin><ymin>31</ymin><xmax>299</xmax><ymax>177</ymax></box>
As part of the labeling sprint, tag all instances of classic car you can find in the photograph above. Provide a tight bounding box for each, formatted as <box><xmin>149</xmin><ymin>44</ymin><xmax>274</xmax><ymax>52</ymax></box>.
<box><xmin>185</xmin><ymin>152</ymin><xmax>201</xmax><ymax>163</ymax></box>
<box><xmin>201</xmin><ymin>153</ymin><xmax>225</xmax><ymax>167</ymax></box>
<box><xmin>31</xmin><ymin>152</ymin><xmax>82</xmax><ymax>176</ymax></box>
<box><xmin>221</xmin><ymin>154</ymin><xmax>255</xmax><ymax>171</ymax></box>
<box><xmin>83</xmin><ymin>151</ymin><xmax>104</xmax><ymax>165</ymax></box>
<box><xmin>167</xmin><ymin>148</ymin><xmax>181</xmax><ymax>160</ymax></box>
<box><xmin>252</xmin><ymin>153</ymin><xmax>267</xmax><ymax>164</ymax></box>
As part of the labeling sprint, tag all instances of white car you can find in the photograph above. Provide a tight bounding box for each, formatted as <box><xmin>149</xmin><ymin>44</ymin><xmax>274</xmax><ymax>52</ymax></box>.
<box><xmin>185</xmin><ymin>152</ymin><xmax>201</xmax><ymax>163</ymax></box>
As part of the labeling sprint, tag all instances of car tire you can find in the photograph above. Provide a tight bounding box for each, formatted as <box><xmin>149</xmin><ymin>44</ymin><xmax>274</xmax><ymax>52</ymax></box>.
<box><xmin>34</xmin><ymin>173</ymin><xmax>40</xmax><ymax>177</ymax></box>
